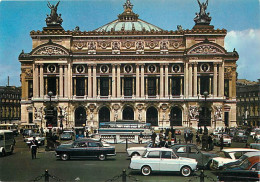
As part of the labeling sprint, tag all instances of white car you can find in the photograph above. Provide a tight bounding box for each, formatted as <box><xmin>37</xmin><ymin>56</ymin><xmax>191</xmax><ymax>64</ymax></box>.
<box><xmin>210</xmin><ymin>148</ymin><xmax>259</xmax><ymax>169</ymax></box>
<box><xmin>129</xmin><ymin>148</ymin><xmax>197</xmax><ymax>176</ymax></box>
<box><xmin>127</xmin><ymin>142</ymin><xmax>159</xmax><ymax>157</ymax></box>
<box><xmin>213</xmin><ymin>134</ymin><xmax>232</xmax><ymax>147</ymax></box>
<box><xmin>250</xmin><ymin>128</ymin><xmax>260</xmax><ymax>137</ymax></box>
<box><xmin>24</xmin><ymin>134</ymin><xmax>45</xmax><ymax>146</ymax></box>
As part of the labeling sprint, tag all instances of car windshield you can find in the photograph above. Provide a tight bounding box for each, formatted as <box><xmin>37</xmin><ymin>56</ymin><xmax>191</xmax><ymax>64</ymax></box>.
<box><xmin>238</xmin><ymin>155</ymin><xmax>248</xmax><ymax>161</ymax></box>
<box><xmin>239</xmin><ymin>159</ymin><xmax>251</xmax><ymax>170</ymax></box>
<box><xmin>142</xmin><ymin>150</ymin><xmax>148</xmax><ymax>157</ymax></box>
<box><xmin>224</xmin><ymin>152</ymin><xmax>232</xmax><ymax>159</ymax></box>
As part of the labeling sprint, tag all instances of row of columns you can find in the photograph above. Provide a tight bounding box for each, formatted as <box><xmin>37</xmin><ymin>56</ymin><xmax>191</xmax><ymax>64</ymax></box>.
<box><xmin>33</xmin><ymin>62</ymin><xmax>225</xmax><ymax>99</ymax></box>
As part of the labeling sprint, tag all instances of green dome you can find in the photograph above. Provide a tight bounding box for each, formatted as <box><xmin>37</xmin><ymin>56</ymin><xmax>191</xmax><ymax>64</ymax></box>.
<box><xmin>94</xmin><ymin>0</ymin><xmax>163</xmax><ymax>32</ymax></box>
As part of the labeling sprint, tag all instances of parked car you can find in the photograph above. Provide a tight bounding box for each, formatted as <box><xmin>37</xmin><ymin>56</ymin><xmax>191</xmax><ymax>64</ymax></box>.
<box><xmin>232</xmin><ymin>132</ymin><xmax>248</xmax><ymax>143</ymax></box>
<box><xmin>175</xmin><ymin>129</ymin><xmax>181</xmax><ymax>135</ymax></box>
<box><xmin>0</xmin><ymin>130</ymin><xmax>15</xmax><ymax>156</ymax></box>
<box><xmin>55</xmin><ymin>138</ymin><xmax>116</xmax><ymax>161</ymax></box>
<box><xmin>210</xmin><ymin>148</ymin><xmax>259</xmax><ymax>170</ymax></box>
<box><xmin>60</xmin><ymin>130</ymin><xmax>74</xmax><ymax>140</ymax></box>
<box><xmin>250</xmin><ymin>128</ymin><xmax>260</xmax><ymax>137</ymax></box>
<box><xmin>129</xmin><ymin>148</ymin><xmax>197</xmax><ymax>176</ymax></box>
<box><xmin>171</xmin><ymin>144</ymin><xmax>218</xmax><ymax>168</ymax></box>
<box><xmin>213</xmin><ymin>133</ymin><xmax>231</xmax><ymax>147</ymax></box>
<box><xmin>24</xmin><ymin>133</ymin><xmax>45</xmax><ymax>146</ymax></box>
<box><xmin>127</xmin><ymin>142</ymin><xmax>160</xmax><ymax>157</ymax></box>
<box><xmin>222</xmin><ymin>151</ymin><xmax>260</xmax><ymax>169</ymax></box>
<box><xmin>218</xmin><ymin>155</ymin><xmax>260</xmax><ymax>181</ymax></box>
<box><xmin>250</xmin><ymin>143</ymin><xmax>260</xmax><ymax>150</ymax></box>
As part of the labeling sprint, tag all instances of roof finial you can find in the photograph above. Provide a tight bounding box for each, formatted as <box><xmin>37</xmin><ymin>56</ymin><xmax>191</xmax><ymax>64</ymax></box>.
<box><xmin>123</xmin><ymin>0</ymin><xmax>133</xmax><ymax>10</ymax></box>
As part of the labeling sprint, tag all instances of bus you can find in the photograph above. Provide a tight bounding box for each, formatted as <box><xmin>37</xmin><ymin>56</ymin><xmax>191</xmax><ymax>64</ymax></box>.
<box><xmin>0</xmin><ymin>124</ymin><xmax>19</xmax><ymax>136</ymax></box>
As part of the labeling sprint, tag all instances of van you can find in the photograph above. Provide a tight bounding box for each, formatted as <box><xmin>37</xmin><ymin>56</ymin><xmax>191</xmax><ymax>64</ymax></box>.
<box><xmin>0</xmin><ymin>130</ymin><xmax>15</xmax><ymax>156</ymax></box>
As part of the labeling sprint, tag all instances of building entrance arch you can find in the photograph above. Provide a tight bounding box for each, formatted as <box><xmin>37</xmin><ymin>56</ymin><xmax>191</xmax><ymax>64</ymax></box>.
<box><xmin>123</xmin><ymin>106</ymin><xmax>134</xmax><ymax>120</ymax></box>
<box><xmin>99</xmin><ymin>106</ymin><xmax>110</xmax><ymax>123</ymax></box>
<box><xmin>146</xmin><ymin>107</ymin><xmax>158</xmax><ymax>126</ymax></box>
<box><xmin>75</xmin><ymin>106</ymin><xmax>86</xmax><ymax>127</ymax></box>
<box><xmin>170</xmin><ymin>107</ymin><xmax>182</xmax><ymax>126</ymax></box>
<box><xmin>199</xmin><ymin>107</ymin><xmax>211</xmax><ymax>127</ymax></box>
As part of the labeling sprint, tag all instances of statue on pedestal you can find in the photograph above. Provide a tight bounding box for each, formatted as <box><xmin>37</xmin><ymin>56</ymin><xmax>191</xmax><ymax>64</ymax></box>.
<box><xmin>194</xmin><ymin>0</ymin><xmax>211</xmax><ymax>25</ymax></box>
<box><xmin>46</xmin><ymin>1</ymin><xmax>63</xmax><ymax>26</ymax></box>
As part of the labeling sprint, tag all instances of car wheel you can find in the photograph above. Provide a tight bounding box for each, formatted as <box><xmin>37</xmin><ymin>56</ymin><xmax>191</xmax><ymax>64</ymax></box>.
<box><xmin>1</xmin><ymin>149</ymin><xmax>6</xmax><ymax>157</ymax></box>
<box><xmin>180</xmin><ymin>166</ymin><xmax>192</xmax><ymax>177</ymax></box>
<box><xmin>61</xmin><ymin>153</ymin><xmax>69</xmax><ymax>161</ymax></box>
<box><xmin>98</xmin><ymin>154</ymin><xmax>106</xmax><ymax>161</ymax></box>
<box><xmin>131</xmin><ymin>152</ymin><xmax>140</xmax><ymax>157</ymax></box>
<box><xmin>141</xmin><ymin>166</ymin><xmax>151</xmax><ymax>176</ymax></box>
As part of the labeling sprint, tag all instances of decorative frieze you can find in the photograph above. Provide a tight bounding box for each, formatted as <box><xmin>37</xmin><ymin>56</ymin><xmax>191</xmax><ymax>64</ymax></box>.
<box><xmin>188</xmin><ymin>44</ymin><xmax>224</xmax><ymax>54</ymax></box>
<box><xmin>33</xmin><ymin>45</ymin><xmax>69</xmax><ymax>55</ymax></box>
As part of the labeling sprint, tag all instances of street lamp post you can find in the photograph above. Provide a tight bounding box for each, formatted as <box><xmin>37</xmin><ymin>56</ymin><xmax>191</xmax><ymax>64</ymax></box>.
<box><xmin>199</xmin><ymin>91</ymin><xmax>210</xmax><ymax>134</ymax></box>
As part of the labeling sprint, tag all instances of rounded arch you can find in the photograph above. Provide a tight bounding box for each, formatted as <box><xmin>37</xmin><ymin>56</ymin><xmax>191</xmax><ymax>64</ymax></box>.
<box><xmin>99</xmin><ymin>106</ymin><xmax>110</xmax><ymax>123</ymax></box>
<box><xmin>170</xmin><ymin>106</ymin><xmax>182</xmax><ymax>126</ymax></box>
<box><xmin>123</xmin><ymin>106</ymin><xmax>134</xmax><ymax>120</ymax></box>
<box><xmin>146</xmin><ymin>106</ymin><xmax>158</xmax><ymax>126</ymax></box>
<box><xmin>74</xmin><ymin>106</ymin><xmax>87</xmax><ymax>127</ymax></box>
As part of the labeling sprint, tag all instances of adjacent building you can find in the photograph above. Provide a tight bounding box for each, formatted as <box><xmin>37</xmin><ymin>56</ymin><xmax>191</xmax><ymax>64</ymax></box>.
<box><xmin>19</xmin><ymin>0</ymin><xmax>238</xmax><ymax>130</ymax></box>
<box><xmin>236</xmin><ymin>79</ymin><xmax>260</xmax><ymax>127</ymax></box>
<box><xmin>0</xmin><ymin>86</ymin><xmax>21</xmax><ymax>124</ymax></box>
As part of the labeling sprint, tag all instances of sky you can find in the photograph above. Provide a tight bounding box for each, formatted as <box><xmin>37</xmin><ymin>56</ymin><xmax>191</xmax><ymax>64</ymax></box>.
<box><xmin>0</xmin><ymin>0</ymin><xmax>259</xmax><ymax>86</ymax></box>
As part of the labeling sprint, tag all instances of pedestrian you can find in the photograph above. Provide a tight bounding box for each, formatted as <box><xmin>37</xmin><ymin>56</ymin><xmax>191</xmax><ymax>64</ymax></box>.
<box><xmin>184</xmin><ymin>132</ymin><xmax>189</xmax><ymax>144</ymax></box>
<box><xmin>208</xmin><ymin>134</ymin><xmax>213</xmax><ymax>151</ymax></box>
<box><xmin>139</xmin><ymin>132</ymin><xmax>144</xmax><ymax>144</ymax></box>
<box><xmin>220</xmin><ymin>134</ymin><xmax>224</xmax><ymax>151</ymax></box>
<box><xmin>196</xmin><ymin>133</ymin><xmax>201</xmax><ymax>145</ymax></box>
<box><xmin>201</xmin><ymin>133</ymin><xmax>208</xmax><ymax>151</ymax></box>
<box><xmin>168</xmin><ymin>131</ymin><xmax>172</xmax><ymax>146</ymax></box>
<box><xmin>30</xmin><ymin>136</ymin><xmax>39</xmax><ymax>159</ymax></box>
<box><xmin>190</xmin><ymin>132</ymin><xmax>194</xmax><ymax>143</ymax></box>
<box><xmin>151</xmin><ymin>131</ymin><xmax>157</xmax><ymax>147</ymax></box>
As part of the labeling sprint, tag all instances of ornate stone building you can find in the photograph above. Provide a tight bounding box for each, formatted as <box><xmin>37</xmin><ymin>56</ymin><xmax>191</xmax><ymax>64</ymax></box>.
<box><xmin>0</xmin><ymin>86</ymin><xmax>21</xmax><ymax>124</ymax></box>
<box><xmin>236</xmin><ymin>79</ymin><xmax>260</xmax><ymax>127</ymax></box>
<box><xmin>19</xmin><ymin>0</ymin><xmax>238</xmax><ymax>130</ymax></box>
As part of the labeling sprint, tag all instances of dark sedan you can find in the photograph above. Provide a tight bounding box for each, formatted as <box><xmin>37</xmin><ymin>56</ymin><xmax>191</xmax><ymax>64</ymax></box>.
<box><xmin>55</xmin><ymin>139</ymin><xmax>116</xmax><ymax>161</ymax></box>
<box><xmin>218</xmin><ymin>155</ymin><xmax>260</xmax><ymax>181</ymax></box>
<box><xmin>171</xmin><ymin>144</ymin><xmax>218</xmax><ymax>168</ymax></box>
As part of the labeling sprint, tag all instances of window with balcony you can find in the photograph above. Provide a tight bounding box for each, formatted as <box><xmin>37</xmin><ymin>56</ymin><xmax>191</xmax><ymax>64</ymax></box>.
<box><xmin>47</xmin><ymin>77</ymin><xmax>57</xmax><ymax>95</ymax></box>
<box><xmin>148</xmin><ymin>77</ymin><xmax>156</xmax><ymax>96</ymax></box>
<box><xmin>100</xmin><ymin>77</ymin><xmax>109</xmax><ymax>96</ymax></box>
<box><xmin>124</xmin><ymin>77</ymin><xmax>133</xmax><ymax>96</ymax></box>
<box><xmin>171</xmin><ymin>77</ymin><xmax>180</xmax><ymax>96</ymax></box>
<box><xmin>76</xmin><ymin>77</ymin><xmax>85</xmax><ymax>96</ymax></box>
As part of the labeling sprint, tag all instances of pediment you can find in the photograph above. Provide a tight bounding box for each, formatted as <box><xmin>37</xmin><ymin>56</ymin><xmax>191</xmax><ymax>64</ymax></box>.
<box><xmin>31</xmin><ymin>43</ymin><xmax>69</xmax><ymax>56</ymax></box>
<box><xmin>187</xmin><ymin>43</ymin><xmax>226</xmax><ymax>55</ymax></box>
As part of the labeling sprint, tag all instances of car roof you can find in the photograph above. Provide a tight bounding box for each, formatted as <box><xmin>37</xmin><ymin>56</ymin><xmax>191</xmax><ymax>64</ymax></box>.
<box><xmin>146</xmin><ymin>148</ymin><xmax>173</xmax><ymax>152</ymax></box>
<box><xmin>0</xmin><ymin>130</ymin><xmax>13</xmax><ymax>134</ymax></box>
<box><xmin>222</xmin><ymin>148</ymin><xmax>259</xmax><ymax>152</ymax></box>
<box><xmin>75</xmin><ymin>138</ymin><xmax>99</xmax><ymax>142</ymax></box>
<box><xmin>243</xmin><ymin>151</ymin><xmax>260</xmax><ymax>157</ymax></box>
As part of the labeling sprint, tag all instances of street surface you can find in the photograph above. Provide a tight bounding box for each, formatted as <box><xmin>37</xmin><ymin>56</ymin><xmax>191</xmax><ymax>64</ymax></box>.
<box><xmin>0</xmin><ymin>133</ymin><xmax>253</xmax><ymax>182</ymax></box>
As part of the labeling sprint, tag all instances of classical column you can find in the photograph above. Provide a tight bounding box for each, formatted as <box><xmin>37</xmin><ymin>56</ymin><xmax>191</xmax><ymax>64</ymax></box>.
<box><xmin>85</xmin><ymin>78</ymin><xmax>87</xmax><ymax>96</ymax></box>
<box><xmin>145</xmin><ymin>78</ymin><xmax>148</xmax><ymax>96</ymax></box>
<box><xmin>59</xmin><ymin>64</ymin><xmax>63</xmax><ymax>97</ymax></box>
<box><xmin>188</xmin><ymin>63</ymin><xmax>193</xmax><ymax>97</ymax></box>
<box><xmin>193</xmin><ymin>62</ymin><xmax>198</xmax><ymax>97</ymax></box>
<box><xmin>64</xmin><ymin>65</ymin><xmax>68</xmax><ymax>97</ymax></box>
<box><xmin>93</xmin><ymin>64</ymin><xmax>97</xmax><ymax>98</ymax></box>
<box><xmin>184</xmin><ymin>62</ymin><xmax>188</xmax><ymax>98</ymax></box>
<box><xmin>112</xmin><ymin>64</ymin><xmax>116</xmax><ymax>98</ymax></box>
<box><xmin>160</xmin><ymin>64</ymin><xmax>164</xmax><ymax>98</ymax></box>
<box><xmin>68</xmin><ymin>63</ymin><xmax>72</xmax><ymax>98</ymax></box>
<box><xmin>169</xmin><ymin>77</ymin><xmax>172</xmax><ymax>96</ymax></box>
<box><xmin>165</xmin><ymin>64</ymin><xmax>169</xmax><ymax>97</ymax></box>
<box><xmin>97</xmin><ymin>78</ymin><xmax>100</xmax><ymax>96</ymax></box>
<box><xmin>180</xmin><ymin>77</ymin><xmax>183</xmax><ymax>96</ymax></box>
<box><xmin>39</xmin><ymin>64</ymin><xmax>44</xmax><ymax>98</ymax></box>
<box><xmin>109</xmin><ymin>78</ymin><xmax>111</xmax><ymax>96</ymax></box>
<box><xmin>198</xmin><ymin>77</ymin><xmax>201</xmax><ymax>95</ymax></box>
<box><xmin>88</xmin><ymin>65</ymin><xmax>92</xmax><ymax>98</ymax></box>
<box><xmin>73</xmin><ymin>78</ymin><xmax>76</xmax><ymax>96</ymax></box>
<box><xmin>56</xmin><ymin>78</ymin><xmax>59</xmax><ymax>96</ymax></box>
<box><xmin>132</xmin><ymin>78</ymin><xmax>135</xmax><ymax>97</ymax></box>
<box><xmin>141</xmin><ymin>64</ymin><xmax>145</xmax><ymax>98</ymax></box>
<box><xmin>213</xmin><ymin>63</ymin><xmax>218</xmax><ymax>97</ymax></box>
<box><xmin>33</xmin><ymin>64</ymin><xmax>39</xmax><ymax>98</ymax></box>
<box><xmin>218</xmin><ymin>62</ymin><xmax>224</xmax><ymax>97</ymax></box>
<box><xmin>121</xmin><ymin>78</ymin><xmax>124</xmax><ymax>96</ymax></box>
<box><xmin>156</xmin><ymin>77</ymin><xmax>159</xmax><ymax>96</ymax></box>
<box><xmin>209</xmin><ymin>77</ymin><xmax>212</xmax><ymax>95</ymax></box>
<box><xmin>117</xmin><ymin>64</ymin><xmax>121</xmax><ymax>98</ymax></box>
<box><xmin>136</xmin><ymin>64</ymin><xmax>140</xmax><ymax>98</ymax></box>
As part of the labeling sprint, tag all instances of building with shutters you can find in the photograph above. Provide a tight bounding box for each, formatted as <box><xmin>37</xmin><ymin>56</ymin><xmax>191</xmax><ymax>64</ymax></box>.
<box><xmin>19</xmin><ymin>0</ymin><xmax>238</xmax><ymax>130</ymax></box>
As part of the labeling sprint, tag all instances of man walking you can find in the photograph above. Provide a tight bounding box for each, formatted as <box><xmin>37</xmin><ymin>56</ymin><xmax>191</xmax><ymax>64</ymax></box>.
<box><xmin>30</xmin><ymin>136</ymin><xmax>39</xmax><ymax>159</ymax></box>
<box><xmin>151</xmin><ymin>131</ymin><xmax>157</xmax><ymax>147</ymax></box>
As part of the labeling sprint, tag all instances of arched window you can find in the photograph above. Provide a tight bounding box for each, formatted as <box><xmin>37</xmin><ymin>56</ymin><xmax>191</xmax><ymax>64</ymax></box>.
<box><xmin>75</xmin><ymin>107</ymin><xmax>86</xmax><ymax>127</ymax></box>
<box><xmin>123</xmin><ymin>106</ymin><xmax>134</xmax><ymax>120</ymax></box>
<box><xmin>170</xmin><ymin>107</ymin><xmax>182</xmax><ymax>126</ymax></box>
<box><xmin>99</xmin><ymin>106</ymin><xmax>110</xmax><ymax>123</ymax></box>
<box><xmin>146</xmin><ymin>107</ymin><xmax>158</xmax><ymax>126</ymax></box>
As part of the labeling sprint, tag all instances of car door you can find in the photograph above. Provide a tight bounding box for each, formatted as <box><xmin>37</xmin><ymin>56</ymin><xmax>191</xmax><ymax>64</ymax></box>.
<box><xmin>187</xmin><ymin>145</ymin><xmax>203</xmax><ymax>166</ymax></box>
<box><xmin>87</xmin><ymin>142</ymin><xmax>100</xmax><ymax>156</ymax></box>
<box><xmin>160</xmin><ymin>151</ymin><xmax>179</xmax><ymax>172</ymax></box>
<box><xmin>71</xmin><ymin>141</ymin><xmax>87</xmax><ymax>157</ymax></box>
<box><xmin>146</xmin><ymin>151</ymin><xmax>160</xmax><ymax>171</ymax></box>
